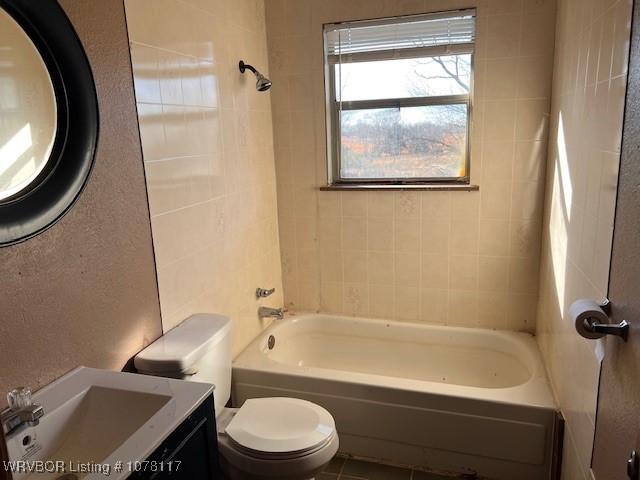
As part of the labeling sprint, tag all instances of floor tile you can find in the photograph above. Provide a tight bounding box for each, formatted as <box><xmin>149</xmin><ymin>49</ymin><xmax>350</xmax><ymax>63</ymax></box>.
<box><xmin>316</xmin><ymin>474</ymin><xmax>339</xmax><ymax>480</ymax></box>
<box><xmin>341</xmin><ymin>458</ymin><xmax>412</xmax><ymax>480</ymax></box>
<box><xmin>412</xmin><ymin>470</ymin><xmax>458</xmax><ymax>480</ymax></box>
<box><xmin>324</xmin><ymin>455</ymin><xmax>346</xmax><ymax>474</ymax></box>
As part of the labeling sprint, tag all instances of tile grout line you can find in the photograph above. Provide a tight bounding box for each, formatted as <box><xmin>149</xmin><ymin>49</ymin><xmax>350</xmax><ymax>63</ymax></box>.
<box><xmin>337</xmin><ymin>456</ymin><xmax>346</xmax><ymax>479</ymax></box>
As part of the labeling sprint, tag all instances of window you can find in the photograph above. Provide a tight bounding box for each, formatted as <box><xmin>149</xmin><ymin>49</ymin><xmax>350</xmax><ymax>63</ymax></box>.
<box><xmin>323</xmin><ymin>10</ymin><xmax>476</xmax><ymax>186</ymax></box>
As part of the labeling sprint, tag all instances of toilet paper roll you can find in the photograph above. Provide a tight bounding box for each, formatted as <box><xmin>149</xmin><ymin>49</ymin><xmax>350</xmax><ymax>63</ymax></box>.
<box><xmin>595</xmin><ymin>338</ymin><xmax>606</xmax><ymax>362</ymax></box>
<box><xmin>570</xmin><ymin>299</ymin><xmax>609</xmax><ymax>340</ymax></box>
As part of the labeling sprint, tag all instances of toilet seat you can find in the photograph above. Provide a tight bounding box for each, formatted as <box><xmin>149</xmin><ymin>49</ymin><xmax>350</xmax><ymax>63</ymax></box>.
<box><xmin>218</xmin><ymin>427</ymin><xmax>339</xmax><ymax>480</ymax></box>
<box><xmin>227</xmin><ymin>430</ymin><xmax>337</xmax><ymax>461</ymax></box>
<box><xmin>225</xmin><ymin>397</ymin><xmax>336</xmax><ymax>458</ymax></box>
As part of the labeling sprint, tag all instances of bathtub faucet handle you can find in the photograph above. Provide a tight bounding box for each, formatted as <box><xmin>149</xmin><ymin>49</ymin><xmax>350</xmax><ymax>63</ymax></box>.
<box><xmin>256</xmin><ymin>287</ymin><xmax>276</xmax><ymax>299</ymax></box>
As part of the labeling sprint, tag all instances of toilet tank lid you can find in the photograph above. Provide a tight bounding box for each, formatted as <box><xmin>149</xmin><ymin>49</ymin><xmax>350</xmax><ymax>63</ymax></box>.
<box><xmin>134</xmin><ymin>314</ymin><xmax>232</xmax><ymax>374</ymax></box>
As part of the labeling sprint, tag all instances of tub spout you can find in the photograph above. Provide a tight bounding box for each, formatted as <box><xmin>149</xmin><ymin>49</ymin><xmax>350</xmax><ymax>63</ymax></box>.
<box><xmin>258</xmin><ymin>306</ymin><xmax>283</xmax><ymax>320</ymax></box>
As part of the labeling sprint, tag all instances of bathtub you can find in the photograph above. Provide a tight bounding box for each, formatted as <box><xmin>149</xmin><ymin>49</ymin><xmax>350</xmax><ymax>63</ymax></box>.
<box><xmin>232</xmin><ymin>314</ymin><xmax>560</xmax><ymax>480</ymax></box>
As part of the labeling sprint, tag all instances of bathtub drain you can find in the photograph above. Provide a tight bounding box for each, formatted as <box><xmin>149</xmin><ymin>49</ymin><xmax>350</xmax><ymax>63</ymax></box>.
<box><xmin>267</xmin><ymin>335</ymin><xmax>275</xmax><ymax>350</ymax></box>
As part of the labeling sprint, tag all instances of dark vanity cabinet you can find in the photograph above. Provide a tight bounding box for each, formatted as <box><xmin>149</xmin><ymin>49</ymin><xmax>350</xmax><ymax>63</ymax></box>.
<box><xmin>129</xmin><ymin>395</ymin><xmax>221</xmax><ymax>479</ymax></box>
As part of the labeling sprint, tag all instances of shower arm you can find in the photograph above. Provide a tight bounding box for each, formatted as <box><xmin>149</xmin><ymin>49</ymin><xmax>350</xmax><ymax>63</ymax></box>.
<box><xmin>239</xmin><ymin>61</ymin><xmax>257</xmax><ymax>75</ymax></box>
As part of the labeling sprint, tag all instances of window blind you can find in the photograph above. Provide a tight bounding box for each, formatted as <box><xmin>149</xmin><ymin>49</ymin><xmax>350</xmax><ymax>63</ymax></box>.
<box><xmin>325</xmin><ymin>9</ymin><xmax>476</xmax><ymax>60</ymax></box>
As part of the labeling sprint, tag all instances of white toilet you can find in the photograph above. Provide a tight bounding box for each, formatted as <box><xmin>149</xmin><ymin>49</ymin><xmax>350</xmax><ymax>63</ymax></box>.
<box><xmin>134</xmin><ymin>314</ymin><xmax>339</xmax><ymax>480</ymax></box>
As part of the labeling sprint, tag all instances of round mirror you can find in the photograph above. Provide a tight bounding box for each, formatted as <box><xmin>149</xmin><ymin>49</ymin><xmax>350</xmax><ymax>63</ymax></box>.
<box><xmin>0</xmin><ymin>0</ymin><xmax>98</xmax><ymax>246</ymax></box>
<box><xmin>0</xmin><ymin>9</ymin><xmax>57</xmax><ymax>201</ymax></box>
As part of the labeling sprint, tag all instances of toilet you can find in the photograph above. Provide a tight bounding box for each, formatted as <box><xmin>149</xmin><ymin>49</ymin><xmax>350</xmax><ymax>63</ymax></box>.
<box><xmin>134</xmin><ymin>314</ymin><xmax>339</xmax><ymax>480</ymax></box>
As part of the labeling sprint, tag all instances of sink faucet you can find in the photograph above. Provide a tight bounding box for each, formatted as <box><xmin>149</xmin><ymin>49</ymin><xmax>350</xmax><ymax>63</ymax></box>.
<box><xmin>258</xmin><ymin>306</ymin><xmax>284</xmax><ymax>320</ymax></box>
<box><xmin>1</xmin><ymin>387</ymin><xmax>44</xmax><ymax>435</ymax></box>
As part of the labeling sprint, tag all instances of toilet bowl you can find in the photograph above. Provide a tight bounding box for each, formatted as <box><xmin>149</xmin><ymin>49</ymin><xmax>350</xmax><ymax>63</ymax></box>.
<box><xmin>134</xmin><ymin>314</ymin><xmax>339</xmax><ymax>480</ymax></box>
<box><xmin>217</xmin><ymin>398</ymin><xmax>338</xmax><ymax>480</ymax></box>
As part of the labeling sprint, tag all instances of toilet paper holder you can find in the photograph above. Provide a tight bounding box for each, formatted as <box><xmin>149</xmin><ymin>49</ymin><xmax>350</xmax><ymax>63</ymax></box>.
<box><xmin>581</xmin><ymin>299</ymin><xmax>630</xmax><ymax>342</ymax></box>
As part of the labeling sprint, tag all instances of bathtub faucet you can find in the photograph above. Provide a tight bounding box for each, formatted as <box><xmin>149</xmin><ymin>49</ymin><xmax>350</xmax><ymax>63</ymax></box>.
<box><xmin>258</xmin><ymin>306</ymin><xmax>284</xmax><ymax>320</ymax></box>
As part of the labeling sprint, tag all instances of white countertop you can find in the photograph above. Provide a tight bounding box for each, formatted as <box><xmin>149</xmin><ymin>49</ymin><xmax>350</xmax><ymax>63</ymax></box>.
<box><xmin>5</xmin><ymin>366</ymin><xmax>214</xmax><ymax>480</ymax></box>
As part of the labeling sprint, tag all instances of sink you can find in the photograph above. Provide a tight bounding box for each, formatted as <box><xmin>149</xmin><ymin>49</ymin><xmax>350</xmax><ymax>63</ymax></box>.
<box><xmin>19</xmin><ymin>387</ymin><xmax>171</xmax><ymax>475</ymax></box>
<box><xmin>4</xmin><ymin>367</ymin><xmax>213</xmax><ymax>480</ymax></box>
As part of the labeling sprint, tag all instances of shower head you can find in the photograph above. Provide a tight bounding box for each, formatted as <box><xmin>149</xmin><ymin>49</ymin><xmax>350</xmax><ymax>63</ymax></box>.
<box><xmin>239</xmin><ymin>60</ymin><xmax>272</xmax><ymax>92</ymax></box>
<box><xmin>255</xmin><ymin>72</ymin><xmax>272</xmax><ymax>92</ymax></box>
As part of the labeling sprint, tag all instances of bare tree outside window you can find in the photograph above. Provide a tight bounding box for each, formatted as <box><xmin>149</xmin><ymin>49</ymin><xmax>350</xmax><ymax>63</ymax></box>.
<box><xmin>410</xmin><ymin>55</ymin><xmax>472</xmax><ymax>95</ymax></box>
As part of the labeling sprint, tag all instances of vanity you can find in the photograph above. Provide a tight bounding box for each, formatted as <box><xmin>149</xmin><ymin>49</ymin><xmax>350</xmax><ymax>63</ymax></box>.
<box><xmin>3</xmin><ymin>367</ymin><xmax>221</xmax><ymax>480</ymax></box>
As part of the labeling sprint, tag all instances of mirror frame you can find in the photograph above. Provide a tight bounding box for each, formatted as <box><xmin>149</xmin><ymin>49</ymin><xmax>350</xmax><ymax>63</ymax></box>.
<box><xmin>0</xmin><ymin>0</ymin><xmax>99</xmax><ymax>246</ymax></box>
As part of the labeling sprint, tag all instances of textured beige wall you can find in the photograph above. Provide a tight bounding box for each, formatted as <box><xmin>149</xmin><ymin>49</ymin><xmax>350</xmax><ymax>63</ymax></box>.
<box><xmin>125</xmin><ymin>0</ymin><xmax>283</xmax><ymax>355</ymax></box>
<box><xmin>0</xmin><ymin>0</ymin><xmax>162</xmax><ymax>403</ymax></box>
<box><xmin>536</xmin><ymin>0</ymin><xmax>632</xmax><ymax>478</ymax></box>
<box><xmin>266</xmin><ymin>0</ymin><xmax>556</xmax><ymax>331</ymax></box>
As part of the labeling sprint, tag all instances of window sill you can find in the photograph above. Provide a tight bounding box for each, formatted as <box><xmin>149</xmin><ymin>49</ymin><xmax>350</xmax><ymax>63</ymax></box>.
<box><xmin>320</xmin><ymin>184</ymin><xmax>479</xmax><ymax>192</ymax></box>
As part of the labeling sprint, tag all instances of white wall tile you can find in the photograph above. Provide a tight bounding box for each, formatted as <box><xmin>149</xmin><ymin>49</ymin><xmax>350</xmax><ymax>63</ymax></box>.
<box><xmin>125</xmin><ymin>0</ymin><xmax>283</xmax><ymax>356</ymax></box>
<box><xmin>268</xmin><ymin>0</ymin><xmax>556</xmax><ymax>330</ymax></box>
<box><xmin>536</xmin><ymin>0</ymin><xmax>632</xmax><ymax>477</ymax></box>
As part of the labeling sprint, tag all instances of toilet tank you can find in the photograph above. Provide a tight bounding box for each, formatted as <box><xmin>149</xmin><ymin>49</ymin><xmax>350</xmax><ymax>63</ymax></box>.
<box><xmin>134</xmin><ymin>314</ymin><xmax>232</xmax><ymax>416</ymax></box>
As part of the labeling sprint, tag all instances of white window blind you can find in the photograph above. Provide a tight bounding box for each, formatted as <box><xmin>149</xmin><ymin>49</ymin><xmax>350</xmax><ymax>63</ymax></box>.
<box><xmin>325</xmin><ymin>9</ymin><xmax>476</xmax><ymax>61</ymax></box>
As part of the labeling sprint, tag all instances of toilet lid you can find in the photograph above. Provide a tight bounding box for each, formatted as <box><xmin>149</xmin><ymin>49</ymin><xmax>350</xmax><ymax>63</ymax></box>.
<box><xmin>225</xmin><ymin>397</ymin><xmax>335</xmax><ymax>455</ymax></box>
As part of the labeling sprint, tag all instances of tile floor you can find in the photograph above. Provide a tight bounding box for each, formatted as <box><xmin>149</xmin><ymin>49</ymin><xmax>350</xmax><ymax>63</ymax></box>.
<box><xmin>319</xmin><ymin>456</ymin><xmax>466</xmax><ymax>480</ymax></box>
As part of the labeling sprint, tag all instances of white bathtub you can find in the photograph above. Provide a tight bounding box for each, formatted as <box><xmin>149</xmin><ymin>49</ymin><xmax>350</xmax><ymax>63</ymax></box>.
<box><xmin>232</xmin><ymin>314</ymin><xmax>560</xmax><ymax>479</ymax></box>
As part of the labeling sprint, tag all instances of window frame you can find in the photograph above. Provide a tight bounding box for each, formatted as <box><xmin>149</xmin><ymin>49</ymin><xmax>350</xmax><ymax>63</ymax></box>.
<box><xmin>323</xmin><ymin>14</ymin><xmax>475</xmax><ymax>187</ymax></box>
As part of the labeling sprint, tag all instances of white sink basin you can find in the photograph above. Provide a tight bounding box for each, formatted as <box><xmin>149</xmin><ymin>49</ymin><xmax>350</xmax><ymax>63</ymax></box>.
<box><xmin>5</xmin><ymin>367</ymin><xmax>213</xmax><ymax>480</ymax></box>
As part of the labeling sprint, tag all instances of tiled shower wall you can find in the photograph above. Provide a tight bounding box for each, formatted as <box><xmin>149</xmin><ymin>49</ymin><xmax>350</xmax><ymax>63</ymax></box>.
<box><xmin>125</xmin><ymin>0</ymin><xmax>283</xmax><ymax>355</ymax></box>
<box><xmin>266</xmin><ymin>0</ymin><xmax>556</xmax><ymax>330</ymax></box>
<box><xmin>536</xmin><ymin>0</ymin><xmax>632</xmax><ymax>478</ymax></box>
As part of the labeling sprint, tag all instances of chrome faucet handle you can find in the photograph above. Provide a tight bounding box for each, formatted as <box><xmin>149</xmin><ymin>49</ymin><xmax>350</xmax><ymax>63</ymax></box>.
<box><xmin>8</xmin><ymin>387</ymin><xmax>33</xmax><ymax>410</ymax></box>
<box><xmin>2</xmin><ymin>387</ymin><xmax>44</xmax><ymax>435</ymax></box>
<box><xmin>256</xmin><ymin>287</ymin><xmax>276</xmax><ymax>298</ymax></box>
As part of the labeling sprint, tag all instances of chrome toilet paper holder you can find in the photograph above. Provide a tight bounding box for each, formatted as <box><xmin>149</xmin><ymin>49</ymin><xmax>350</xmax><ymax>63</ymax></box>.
<box><xmin>582</xmin><ymin>299</ymin><xmax>630</xmax><ymax>342</ymax></box>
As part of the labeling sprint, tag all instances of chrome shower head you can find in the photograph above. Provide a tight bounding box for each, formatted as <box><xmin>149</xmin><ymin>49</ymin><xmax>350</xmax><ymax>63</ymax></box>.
<box><xmin>255</xmin><ymin>73</ymin><xmax>272</xmax><ymax>92</ymax></box>
<box><xmin>239</xmin><ymin>60</ymin><xmax>272</xmax><ymax>92</ymax></box>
